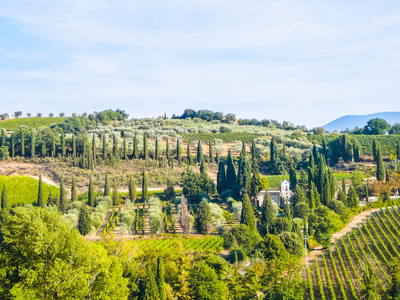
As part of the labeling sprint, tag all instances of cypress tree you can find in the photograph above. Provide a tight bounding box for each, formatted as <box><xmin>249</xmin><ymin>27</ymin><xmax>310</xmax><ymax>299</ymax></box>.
<box><xmin>216</xmin><ymin>161</ymin><xmax>227</xmax><ymax>195</ymax></box>
<box><xmin>386</xmin><ymin>166</ymin><xmax>390</xmax><ymax>183</ymax></box>
<box><xmin>59</xmin><ymin>179</ymin><xmax>68</xmax><ymax>211</ymax></box>
<box><xmin>312</xmin><ymin>144</ymin><xmax>318</xmax><ymax>163</ymax></box>
<box><xmin>61</xmin><ymin>133</ymin><xmax>66</xmax><ymax>157</ymax></box>
<box><xmin>347</xmin><ymin>185</ymin><xmax>358</xmax><ymax>208</ymax></box>
<box><xmin>88</xmin><ymin>174</ymin><xmax>95</xmax><ymax>207</ymax></box>
<box><xmin>102</xmin><ymin>133</ymin><xmax>107</xmax><ymax>158</ymax></box>
<box><xmin>37</xmin><ymin>174</ymin><xmax>44</xmax><ymax>207</ymax></box>
<box><xmin>196</xmin><ymin>199</ymin><xmax>212</xmax><ymax>234</ymax></box>
<box><xmin>154</xmin><ymin>137</ymin><xmax>159</xmax><ymax>160</ymax></box>
<box><xmin>112</xmin><ymin>134</ymin><xmax>119</xmax><ymax>158</ymax></box>
<box><xmin>186</xmin><ymin>142</ymin><xmax>192</xmax><ymax>165</ymax></box>
<box><xmin>236</xmin><ymin>155</ymin><xmax>251</xmax><ymax>196</ymax></box>
<box><xmin>129</xmin><ymin>176</ymin><xmax>137</xmax><ymax>203</ymax></box>
<box><xmin>142</xmin><ymin>169</ymin><xmax>148</xmax><ymax>201</ymax></box>
<box><xmin>397</xmin><ymin>141</ymin><xmax>400</xmax><ymax>161</ymax></box>
<box><xmin>30</xmin><ymin>130</ymin><xmax>36</xmax><ymax>157</ymax></box>
<box><xmin>240</xmin><ymin>194</ymin><xmax>256</xmax><ymax>232</ymax></box>
<box><xmin>308</xmin><ymin>184</ymin><xmax>316</xmax><ymax>210</ymax></box>
<box><xmin>52</xmin><ymin>135</ymin><xmax>56</xmax><ymax>157</ymax></box>
<box><xmin>72</xmin><ymin>136</ymin><xmax>76</xmax><ymax>158</ymax></box>
<box><xmin>156</xmin><ymin>256</ymin><xmax>166</xmax><ymax>300</ymax></box>
<box><xmin>322</xmin><ymin>139</ymin><xmax>328</xmax><ymax>162</ymax></box>
<box><xmin>1</xmin><ymin>184</ymin><xmax>9</xmax><ymax>213</ymax></box>
<box><xmin>144</xmin><ymin>266</ymin><xmax>159</xmax><ymax>300</ymax></box>
<box><xmin>311</xmin><ymin>182</ymin><xmax>321</xmax><ymax>207</ymax></box>
<box><xmin>104</xmin><ymin>173</ymin><xmax>110</xmax><ymax>196</ymax></box>
<box><xmin>78</xmin><ymin>204</ymin><xmax>91</xmax><ymax>236</ymax></box>
<box><xmin>142</xmin><ymin>134</ymin><xmax>148</xmax><ymax>161</ymax></box>
<box><xmin>0</xmin><ymin>129</ymin><xmax>5</xmax><ymax>147</ymax></box>
<box><xmin>260</xmin><ymin>192</ymin><xmax>275</xmax><ymax>235</ymax></box>
<box><xmin>113</xmin><ymin>179</ymin><xmax>119</xmax><ymax>206</ymax></box>
<box><xmin>200</xmin><ymin>159</ymin><xmax>207</xmax><ymax>175</ymax></box>
<box><xmin>133</xmin><ymin>133</ymin><xmax>139</xmax><ymax>159</ymax></box>
<box><xmin>92</xmin><ymin>133</ymin><xmax>96</xmax><ymax>164</ymax></box>
<box><xmin>251</xmin><ymin>139</ymin><xmax>257</xmax><ymax>162</ymax></box>
<box><xmin>373</xmin><ymin>139</ymin><xmax>378</xmax><ymax>161</ymax></box>
<box><xmin>226</xmin><ymin>149</ymin><xmax>237</xmax><ymax>190</ymax></box>
<box><xmin>250</xmin><ymin>159</ymin><xmax>261</xmax><ymax>199</ymax></box>
<box><xmin>176</xmin><ymin>138</ymin><xmax>181</xmax><ymax>164</ymax></box>
<box><xmin>165</xmin><ymin>138</ymin><xmax>170</xmax><ymax>162</ymax></box>
<box><xmin>209</xmin><ymin>140</ymin><xmax>213</xmax><ymax>162</ymax></box>
<box><xmin>20</xmin><ymin>128</ymin><xmax>25</xmax><ymax>156</ymax></box>
<box><xmin>197</xmin><ymin>140</ymin><xmax>203</xmax><ymax>163</ymax></box>
<box><xmin>376</xmin><ymin>148</ymin><xmax>385</xmax><ymax>181</ymax></box>
<box><xmin>270</xmin><ymin>137</ymin><xmax>277</xmax><ymax>166</ymax></box>
<box><xmin>289</xmin><ymin>165</ymin><xmax>297</xmax><ymax>191</ymax></box>
<box><xmin>41</xmin><ymin>141</ymin><xmax>46</xmax><ymax>157</ymax></box>
<box><xmin>11</xmin><ymin>134</ymin><xmax>15</xmax><ymax>158</ymax></box>
<box><xmin>71</xmin><ymin>177</ymin><xmax>77</xmax><ymax>202</ymax></box>
<box><xmin>123</xmin><ymin>137</ymin><xmax>128</xmax><ymax>160</ymax></box>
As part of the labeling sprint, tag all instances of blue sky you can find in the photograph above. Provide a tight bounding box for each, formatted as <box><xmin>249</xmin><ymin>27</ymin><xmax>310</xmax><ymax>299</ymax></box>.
<box><xmin>1</xmin><ymin>0</ymin><xmax>400</xmax><ymax>128</ymax></box>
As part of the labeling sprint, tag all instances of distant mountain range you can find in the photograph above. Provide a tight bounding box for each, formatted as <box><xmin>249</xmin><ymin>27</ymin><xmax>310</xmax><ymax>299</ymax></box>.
<box><xmin>322</xmin><ymin>112</ymin><xmax>400</xmax><ymax>132</ymax></box>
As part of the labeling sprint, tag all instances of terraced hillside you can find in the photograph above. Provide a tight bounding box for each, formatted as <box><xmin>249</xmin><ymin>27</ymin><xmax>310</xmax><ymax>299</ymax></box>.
<box><xmin>306</xmin><ymin>206</ymin><xmax>400</xmax><ymax>299</ymax></box>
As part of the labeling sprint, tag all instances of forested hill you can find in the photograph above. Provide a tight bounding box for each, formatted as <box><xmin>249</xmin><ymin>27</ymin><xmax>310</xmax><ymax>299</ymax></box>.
<box><xmin>323</xmin><ymin>111</ymin><xmax>400</xmax><ymax>132</ymax></box>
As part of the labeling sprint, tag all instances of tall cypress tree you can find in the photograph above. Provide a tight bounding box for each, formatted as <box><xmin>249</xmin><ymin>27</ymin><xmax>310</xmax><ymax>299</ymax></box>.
<box><xmin>78</xmin><ymin>204</ymin><xmax>91</xmax><ymax>236</ymax></box>
<box><xmin>10</xmin><ymin>133</ymin><xmax>15</xmax><ymax>158</ymax></box>
<box><xmin>133</xmin><ymin>133</ymin><xmax>139</xmax><ymax>159</ymax></box>
<box><xmin>113</xmin><ymin>179</ymin><xmax>119</xmax><ymax>206</ymax></box>
<box><xmin>322</xmin><ymin>139</ymin><xmax>328</xmax><ymax>162</ymax></box>
<box><xmin>51</xmin><ymin>135</ymin><xmax>56</xmax><ymax>157</ymax></box>
<box><xmin>72</xmin><ymin>136</ymin><xmax>76</xmax><ymax>158</ymax></box>
<box><xmin>102</xmin><ymin>133</ymin><xmax>107</xmax><ymax>158</ymax></box>
<box><xmin>196</xmin><ymin>199</ymin><xmax>211</xmax><ymax>234</ymax></box>
<box><xmin>251</xmin><ymin>139</ymin><xmax>257</xmax><ymax>162</ymax></box>
<box><xmin>129</xmin><ymin>176</ymin><xmax>137</xmax><ymax>203</ymax></box>
<box><xmin>112</xmin><ymin>134</ymin><xmax>119</xmax><ymax>158</ymax></box>
<box><xmin>376</xmin><ymin>148</ymin><xmax>385</xmax><ymax>181</ymax></box>
<box><xmin>186</xmin><ymin>143</ymin><xmax>192</xmax><ymax>165</ymax></box>
<box><xmin>372</xmin><ymin>139</ymin><xmax>378</xmax><ymax>161</ymax></box>
<box><xmin>59</xmin><ymin>179</ymin><xmax>68</xmax><ymax>211</ymax></box>
<box><xmin>104</xmin><ymin>173</ymin><xmax>110</xmax><ymax>196</ymax></box>
<box><xmin>216</xmin><ymin>161</ymin><xmax>227</xmax><ymax>195</ymax></box>
<box><xmin>240</xmin><ymin>194</ymin><xmax>256</xmax><ymax>232</ymax></box>
<box><xmin>61</xmin><ymin>133</ymin><xmax>66</xmax><ymax>157</ymax></box>
<box><xmin>197</xmin><ymin>140</ymin><xmax>203</xmax><ymax>163</ymax></box>
<box><xmin>270</xmin><ymin>137</ymin><xmax>277</xmax><ymax>167</ymax></box>
<box><xmin>250</xmin><ymin>159</ymin><xmax>261</xmax><ymax>199</ymax></box>
<box><xmin>176</xmin><ymin>138</ymin><xmax>181</xmax><ymax>164</ymax></box>
<box><xmin>37</xmin><ymin>174</ymin><xmax>44</xmax><ymax>207</ymax></box>
<box><xmin>154</xmin><ymin>137</ymin><xmax>159</xmax><ymax>160</ymax></box>
<box><xmin>260</xmin><ymin>192</ymin><xmax>275</xmax><ymax>235</ymax></box>
<box><xmin>1</xmin><ymin>184</ymin><xmax>9</xmax><ymax>213</ymax></box>
<box><xmin>165</xmin><ymin>138</ymin><xmax>170</xmax><ymax>162</ymax></box>
<box><xmin>123</xmin><ymin>137</ymin><xmax>128</xmax><ymax>160</ymax></box>
<box><xmin>88</xmin><ymin>174</ymin><xmax>95</xmax><ymax>207</ymax></box>
<box><xmin>289</xmin><ymin>165</ymin><xmax>297</xmax><ymax>191</ymax></box>
<box><xmin>156</xmin><ymin>256</ymin><xmax>166</xmax><ymax>300</ymax></box>
<box><xmin>236</xmin><ymin>155</ymin><xmax>251</xmax><ymax>196</ymax></box>
<box><xmin>0</xmin><ymin>129</ymin><xmax>5</xmax><ymax>147</ymax></box>
<box><xmin>312</xmin><ymin>145</ymin><xmax>318</xmax><ymax>163</ymax></box>
<box><xmin>71</xmin><ymin>177</ymin><xmax>77</xmax><ymax>202</ymax></box>
<box><xmin>226</xmin><ymin>149</ymin><xmax>236</xmax><ymax>190</ymax></box>
<box><xmin>92</xmin><ymin>133</ymin><xmax>96</xmax><ymax>164</ymax></box>
<box><xmin>347</xmin><ymin>185</ymin><xmax>358</xmax><ymax>208</ymax></box>
<box><xmin>20</xmin><ymin>128</ymin><xmax>25</xmax><ymax>157</ymax></box>
<box><xmin>208</xmin><ymin>140</ymin><xmax>213</xmax><ymax>162</ymax></box>
<box><xmin>30</xmin><ymin>130</ymin><xmax>36</xmax><ymax>157</ymax></box>
<box><xmin>142</xmin><ymin>169</ymin><xmax>148</xmax><ymax>201</ymax></box>
<box><xmin>143</xmin><ymin>134</ymin><xmax>148</xmax><ymax>161</ymax></box>
<box><xmin>144</xmin><ymin>266</ymin><xmax>159</xmax><ymax>300</ymax></box>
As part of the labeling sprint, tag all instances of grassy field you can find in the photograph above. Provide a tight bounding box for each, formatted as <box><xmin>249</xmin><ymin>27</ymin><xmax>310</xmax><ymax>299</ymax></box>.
<box><xmin>0</xmin><ymin>175</ymin><xmax>60</xmax><ymax>206</ymax></box>
<box><xmin>0</xmin><ymin>117</ymin><xmax>65</xmax><ymax>130</ymax></box>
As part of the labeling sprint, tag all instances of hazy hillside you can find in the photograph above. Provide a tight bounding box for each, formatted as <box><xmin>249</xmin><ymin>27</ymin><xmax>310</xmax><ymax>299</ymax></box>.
<box><xmin>322</xmin><ymin>111</ymin><xmax>400</xmax><ymax>132</ymax></box>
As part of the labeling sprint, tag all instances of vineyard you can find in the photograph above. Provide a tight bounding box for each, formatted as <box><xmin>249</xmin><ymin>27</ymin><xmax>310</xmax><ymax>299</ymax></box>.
<box><xmin>129</xmin><ymin>236</ymin><xmax>224</xmax><ymax>257</ymax></box>
<box><xmin>306</xmin><ymin>206</ymin><xmax>400</xmax><ymax>299</ymax></box>
<box><xmin>0</xmin><ymin>117</ymin><xmax>65</xmax><ymax>130</ymax></box>
<box><xmin>0</xmin><ymin>175</ymin><xmax>60</xmax><ymax>206</ymax></box>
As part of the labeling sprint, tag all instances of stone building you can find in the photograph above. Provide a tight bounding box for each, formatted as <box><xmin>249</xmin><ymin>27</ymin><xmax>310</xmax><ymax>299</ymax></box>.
<box><xmin>254</xmin><ymin>179</ymin><xmax>292</xmax><ymax>207</ymax></box>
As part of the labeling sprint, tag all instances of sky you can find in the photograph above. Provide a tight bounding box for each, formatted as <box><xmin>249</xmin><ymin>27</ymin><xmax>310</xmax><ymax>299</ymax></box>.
<box><xmin>0</xmin><ymin>0</ymin><xmax>400</xmax><ymax>128</ymax></box>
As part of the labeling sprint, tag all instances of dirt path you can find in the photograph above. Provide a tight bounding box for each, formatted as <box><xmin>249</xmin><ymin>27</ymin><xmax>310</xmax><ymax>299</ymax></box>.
<box><xmin>307</xmin><ymin>208</ymin><xmax>382</xmax><ymax>261</ymax></box>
